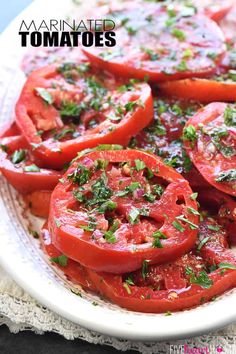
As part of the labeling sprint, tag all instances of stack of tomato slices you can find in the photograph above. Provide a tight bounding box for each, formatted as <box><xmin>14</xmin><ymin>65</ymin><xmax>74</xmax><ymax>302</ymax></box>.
<box><xmin>0</xmin><ymin>0</ymin><xmax>236</xmax><ymax>313</ymax></box>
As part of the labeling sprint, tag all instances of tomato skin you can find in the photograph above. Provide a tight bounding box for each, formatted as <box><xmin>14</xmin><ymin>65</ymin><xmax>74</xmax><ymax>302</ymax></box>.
<box><xmin>49</xmin><ymin>149</ymin><xmax>198</xmax><ymax>273</ymax></box>
<box><xmin>41</xmin><ymin>218</ymin><xmax>236</xmax><ymax>313</ymax></box>
<box><xmin>87</xmin><ymin>218</ymin><xmax>236</xmax><ymax>313</ymax></box>
<box><xmin>205</xmin><ymin>2</ymin><xmax>233</xmax><ymax>23</ymax></box>
<box><xmin>21</xmin><ymin>47</ymin><xmax>88</xmax><ymax>76</ymax></box>
<box><xmin>0</xmin><ymin>150</ymin><xmax>62</xmax><ymax>194</ymax></box>
<box><xmin>87</xmin><ymin>266</ymin><xmax>236</xmax><ymax>313</ymax></box>
<box><xmin>15</xmin><ymin>64</ymin><xmax>154</xmax><ymax>169</ymax></box>
<box><xmin>24</xmin><ymin>190</ymin><xmax>51</xmax><ymax>218</ymax></box>
<box><xmin>34</xmin><ymin>83</ymin><xmax>153</xmax><ymax>169</ymax></box>
<box><xmin>83</xmin><ymin>43</ymin><xmax>220</xmax><ymax>83</ymax></box>
<box><xmin>83</xmin><ymin>2</ymin><xmax>226</xmax><ymax>82</ymax></box>
<box><xmin>197</xmin><ymin>188</ymin><xmax>236</xmax><ymax>245</ymax></box>
<box><xmin>41</xmin><ymin>225</ymin><xmax>96</xmax><ymax>291</ymax></box>
<box><xmin>0</xmin><ymin>135</ymin><xmax>28</xmax><ymax>154</ymax></box>
<box><xmin>158</xmin><ymin>79</ymin><xmax>236</xmax><ymax>102</ymax></box>
<box><xmin>183</xmin><ymin>166</ymin><xmax>211</xmax><ymax>191</ymax></box>
<box><xmin>0</xmin><ymin>122</ymin><xmax>20</xmax><ymax>138</ymax></box>
<box><xmin>184</xmin><ymin>102</ymin><xmax>236</xmax><ymax>197</ymax></box>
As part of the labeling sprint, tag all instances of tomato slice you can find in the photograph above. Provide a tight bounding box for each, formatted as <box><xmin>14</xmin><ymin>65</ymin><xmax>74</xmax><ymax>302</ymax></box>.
<box><xmin>0</xmin><ymin>137</ymin><xmax>62</xmax><ymax>194</ymax></box>
<box><xmin>41</xmin><ymin>225</ymin><xmax>96</xmax><ymax>291</ymax></box>
<box><xmin>129</xmin><ymin>98</ymin><xmax>201</xmax><ymax>174</ymax></box>
<box><xmin>203</xmin><ymin>1</ymin><xmax>233</xmax><ymax>22</ymax></box>
<box><xmin>48</xmin><ymin>149</ymin><xmax>199</xmax><ymax>273</ymax></box>
<box><xmin>15</xmin><ymin>62</ymin><xmax>153</xmax><ymax>169</ymax></box>
<box><xmin>87</xmin><ymin>217</ymin><xmax>236</xmax><ymax>313</ymax></box>
<box><xmin>0</xmin><ymin>122</ymin><xmax>20</xmax><ymax>139</ymax></box>
<box><xmin>183</xmin><ymin>103</ymin><xmax>236</xmax><ymax>196</ymax></box>
<box><xmin>197</xmin><ymin>188</ymin><xmax>236</xmax><ymax>245</ymax></box>
<box><xmin>158</xmin><ymin>76</ymin><xmax>236</xmax><ymax>102</ymax></box>
<box><xmin>21</xmin><ymin>47</ymin><xmax>87</xmax><ymax>76</ymax></box>
<box><xmin>83</xmin><ymin>2</ymin><xmax>225</xmax><ymax>82</ymax></box>
<box><xmin>24</xmin><ymin>190</ymin><xmax>52</xmax><ymax>218</ymax></box>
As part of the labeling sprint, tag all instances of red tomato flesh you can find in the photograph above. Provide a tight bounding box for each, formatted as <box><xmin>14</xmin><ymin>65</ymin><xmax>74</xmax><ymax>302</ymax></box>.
<box><xmin>48</xmin><ymin>149</ymin><xmax>199</xmax><ymax>273</ymax></box>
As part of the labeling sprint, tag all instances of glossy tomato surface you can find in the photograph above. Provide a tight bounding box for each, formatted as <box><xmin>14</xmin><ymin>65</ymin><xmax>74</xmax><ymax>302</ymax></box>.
<box><xmin>83</xmin><ymin>2</ymin><xmax>225</xmax><ymax>81</ymax></box>
<box><xmin>183</xmin><ymin>103</ymin><xmax>236</xmax><ymax>196</ymax></box>
<box><xmin>48</xmin><ymin>149</ymin><xmax>198</xmax><ymax>273</ymax></box>
<box><xmin>16</xmin><ymin>62</ymin><xmax>153</xmax><ymax>169</ymax></box>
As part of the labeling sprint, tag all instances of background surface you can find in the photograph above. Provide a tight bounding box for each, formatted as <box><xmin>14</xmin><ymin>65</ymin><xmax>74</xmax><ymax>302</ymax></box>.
<box><xmin>0</xmin><ymin>0</ymin><xmax>33</xmax><ymax>32</ymax></box>
<box><xmin>0</xmin><ymin>1</ymin><xmax>135</xmax><ymax>353</ymax></box>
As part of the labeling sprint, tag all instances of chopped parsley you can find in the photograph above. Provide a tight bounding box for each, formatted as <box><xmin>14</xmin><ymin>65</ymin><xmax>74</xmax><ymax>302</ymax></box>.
<box><xmin>152</xmin><ymin>230</ymin><xmax>167</xmax><ymax>248</ymax></box>
<box><xmin>224</xmin><ymin>106</ymin><xmax>236</xmax><ymax>127</ymax></box>
<box><xmin>55</xmin><ymin>218</ymin><xmax>61</xmax><ymax>228</ymax></box>
<box><xmin>153</xmin><ymin>185</ymin><xmax>164</xmax><ymax>197</ymax></box>
<box><xmin>125</xmin><ymin>26</ymin><xmax>137</xmax><ymax>35</ymax></box>
<box><xmin>128</xmin><ymin>207</ymin><xmax>140</xmax><ymax>225</ymax></box>
<box><xmin>176</xmin><ymin>215</ymin><xmax>198</xmax><ymax>230</ymax></box>
<box><xmin>23</xmin><ymin>164</ymin><xmax>40</xmax><ymax>172</ymax></box>
<box><xmin>35</xmin><ymin>87</ymin><xmax>53</xmax><ymax>105</ymax></box>
<box><xmin>176</xmin><ymin>60</ymin><xmax>188</xmax><ymax>72</ymax></box>
<box><xmin>186</xmin><ymin>268</ymin><xmax>213</xmax><ymax>289</ymax></box>
<box><xmin>124</xmin><ymin>101</ymin><xmax>138</xmax><ymax>112</ymax></box>
<box><xmin>116</xmin><ymin>182</ymin><xmax>141</xmax><ymax>197</ymax></box>
<box><xmin>171</xmin><ymin>28</ymin><xmax>186</xmax><ymax>41</ymax></box>
<box><xmin>142</xmin><ymin>48</ymin><xmax>158</xmax><ymax>61</ymax></box>
<box><xmin>134</xmin><ymin>159</ymin><xmax>146</xmax><ymax>171</ymax></box>
<box><xmin>190</xmin><ymin>192</ymin><xmax>198</xmax><ymax>201</ymax></box>
<box><xmin>218</xmin><ymin>263</ymin><xmax>236</xmax><ymax>270</ymax></box>
<box><xmin>207</xmin><ymin>224</ymin><xmax>220</xmax><ymax>232</ymax></box>
<box><xmin>172</xmin><ymin>220</ymin><xmax>185</xmax><ymax>232</ymax></box>
<box><xmin>104</xmin><ymin>220</ymin><xmax>119</xmax><ymax>244</ymax></box>
<box><xmin>50</xmin><ymin>254</ymin><xmax>68</xmax><ymax>267</ymax></box>
<box><xmin>94</xmin><ymin>159</ymin><xmax>109</xmax><ymax>170</ymax></box>
<box><xmin>123</xmin><ymin>282</ymin><xmax>132</xmax><ymax>294</ymax></box>
<box><xmin>125</xmin><ymin>275</ymin><xmax>135</xmax><ymax>286</ymax></box>
<box><xmin>97</xmin><ymin>200</ymin><xmax>117</xmax><ymax>213</ymax></box>
<box><xmin>216</xmin><ymin>169</ymin><xmax>236</xmax><ymax>183</ymax></box>
<box><xmin>60</xmin><ymin>101</ymin><xmax>85</xmax><ymax>119</ymax></box>
<box><xmin>142</xmin><ymin>259</ymin><xmax>150</xmax><ymax>280</ymax></box>
<box><xmin>54</xmin><ymin>128</ymin><xmax>75</xmax><ymax>141</ymax></box>
<box><xmin>68</xmin><ymin>164</ymin><xmax>91</xmax><ymax>185</ymax></box>
<box><xmin>187</xmin><ymin>207</ymin><xmax>200</xmax><ymax>216</ymax></box>
<box><xmin>183</xmin><ymin>125</ymin><xmax>197</xmax><ymax>143</ymax></box>
<box><xmin>11</xmin><ymin>149</ymin><xmax>26</xmax><ymax>164</ymax></box>
<box><xmin>86</xmin><ymin>172</ymin><xmax>113</xmax><ymax>207</ymax></box>
<box><xmin>0</xmin><ymin>144</ymin><xmax>8</xmax><ymax>152</ymax></box>
<box><xmin>197</xmin><ymin>236</ymin><xmax>210</xmax><ymax>251</ymax></box>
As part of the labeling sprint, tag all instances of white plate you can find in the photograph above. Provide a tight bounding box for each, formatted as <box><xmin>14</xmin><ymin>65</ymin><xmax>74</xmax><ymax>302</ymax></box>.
<box><xmin>0</xmin><ymin>0</ymin><xmax>235</xmax><ymax>341</ymax></box>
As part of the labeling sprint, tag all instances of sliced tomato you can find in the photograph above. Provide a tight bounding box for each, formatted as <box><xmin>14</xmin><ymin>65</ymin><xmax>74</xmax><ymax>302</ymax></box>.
<box><xmin>0</xmin><ymin>135</ymin><xmax>28</xmax><ymax>154</ymax></box>
<box><xmin>221</xmin><ymin>42</ymin><xmax>236</xmax><ymax>69</ymax></box>
<box><xmin>197</xmin><ymin>188</ymin><xmax>236</xmax><ymax>245</ymax></box>
<box><xmin>41</xmin><ymin>225</ymin><xmax>96</xmax><ymax>291</ymax></box>
<box><xmin>48</xmin><ymin>149</ymin><xmax>199</xmax><ymax>273</ymax></box>
<box><xmin>158</xmin><ymin>77</ymin><xmax>236</xmax><ymax>102</ymax></box>
<box><xmin>0</xmin><ymin>139</ymin><xmax>62</xmax><ymax>194</ymax></box>
<box><xmin>24</xmin><ymin>190</ymin><xmax>52</xmax><ymax>218</ymax></box>
<box><xmin>203</xmin><ymin>1</ymin><xmax>233</xmax><ymax>22</ymax></box>
<box><xmin>87</xmin><ymin>217</ymin><xmax>236</xmax><ymax>313</ymax></box>
<box><xmin>0</xmin><ymin>122</ymin><xmax>20</xmax><ymax>138</ymax></box>
<box><xmin>83</xmin><ymin>2</ymin><xmax>225</xmax><ymax>82</ymax></box>
<box><xmin>129</xmin><ymin>98</ymin><xmax>201</xmax><ymax>174</ymax></box>
<box><xmin>21</xmin><ymin>47</ymin><xmax>87</xmax><ymax>76</ymax></box>
<box><xmin>183</xmin><ymin>102</ymin><xmax>236</xmax><ymax>196</ymax></box>
<box><xmin>183</xmin><ymin>166</ymin><xmax>212</xmax><ymax>191</ymax></box>
<box><xmin>15</xmin><ymin>62</ymin><xmax>153</xmax><ymax>169</ymax></box>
